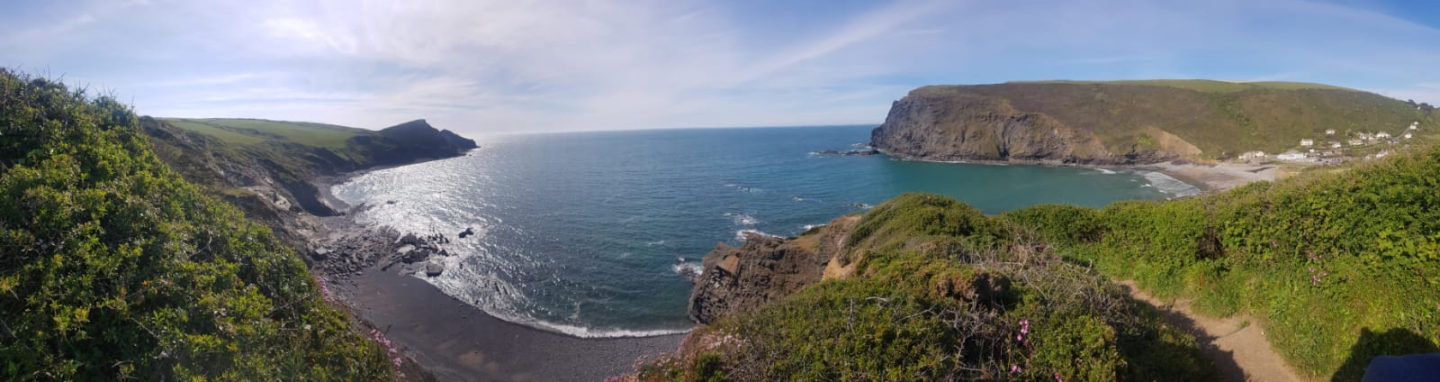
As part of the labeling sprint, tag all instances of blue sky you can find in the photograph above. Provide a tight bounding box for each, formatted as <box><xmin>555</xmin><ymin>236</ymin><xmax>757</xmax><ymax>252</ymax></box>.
<box><xmin>2</xmin><ymin>0</ymin><xmax>1437</xmax><ymax>135</ymax></box>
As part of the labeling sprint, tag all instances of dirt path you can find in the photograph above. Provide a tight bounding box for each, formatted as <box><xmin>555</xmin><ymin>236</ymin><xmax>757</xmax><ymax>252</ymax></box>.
<box><xmin>1119</xmin><ymin>281</ymin><xmax>1308</xmax><ymax>382</ymax></box>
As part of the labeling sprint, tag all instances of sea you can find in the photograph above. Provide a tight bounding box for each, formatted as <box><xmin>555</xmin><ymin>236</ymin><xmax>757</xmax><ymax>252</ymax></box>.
<box><xmin>331</xmin><ymin>125</ymin><xmax>1199</xmax><ymax>337</ymax></box>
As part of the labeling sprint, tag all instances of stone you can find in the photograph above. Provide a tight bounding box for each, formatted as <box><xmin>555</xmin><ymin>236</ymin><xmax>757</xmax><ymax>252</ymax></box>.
<box><xmin>425</xmin><ymin>262</ymin><xmax>444</xmax><ymax>277</ymax></box>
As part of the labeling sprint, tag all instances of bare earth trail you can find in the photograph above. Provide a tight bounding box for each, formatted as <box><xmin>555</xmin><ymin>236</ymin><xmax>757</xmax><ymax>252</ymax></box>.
<box><xmin>1119</xmin><ymin>281</ymin><xmax>1309</xmax><ymax>382</ymax></box>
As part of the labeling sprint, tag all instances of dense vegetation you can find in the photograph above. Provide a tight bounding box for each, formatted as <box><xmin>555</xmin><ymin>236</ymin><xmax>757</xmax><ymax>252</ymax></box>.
<box><xmin>0</xmin><ymin>70</ymin><xmax>394</xmax><ymax>379</ymax></box>
<box><xmin>900</xmin><ymin>80</ymin><xmax>1434</xmax><ymax>159</ymax></box>
<box><xmin>635</xmin><ymin>142</ymin><xmax>1440</xmax><ymax>381</ymax></box>
<box><xmin>1004</xmin><ymin>145</ymin><xmax>1440</xmax><ymax>379</ymax></box>
<box><xmin>636</xmin><ymin>194</ymin><xmax>1217</xmax><ymax>381</ymax></box>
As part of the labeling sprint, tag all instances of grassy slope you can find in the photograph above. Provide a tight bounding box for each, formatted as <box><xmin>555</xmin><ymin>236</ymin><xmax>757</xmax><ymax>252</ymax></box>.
<box><xmin>1005</xmin><ymin>145</ymin><xmax>1440</xmax><ymax>379</ymax></box>
<box><xmin>909</xmin><ymin>80</ymin><xmax>1431</xmax><ymax>159</ymax></box>
<box><xmin>638</xmin><ymin>195</ymin><xmax>1217</xmax><ymax>381</ymax></box>
<box><xmin>0</xmin><ymin>71</ymin><xmax>394</xmax><ymax>378</ymax></box>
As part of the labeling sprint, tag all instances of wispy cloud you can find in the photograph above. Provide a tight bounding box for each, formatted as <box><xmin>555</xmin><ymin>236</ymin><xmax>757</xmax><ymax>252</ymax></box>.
<box><xmin>0</xmin><ymin>0</ymin><xmax>1436</xmax><ymax>135</ymax></box>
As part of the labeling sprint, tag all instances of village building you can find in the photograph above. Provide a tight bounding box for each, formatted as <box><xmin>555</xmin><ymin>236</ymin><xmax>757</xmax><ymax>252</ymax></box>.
<box><xmin>1330</xmin><ymin>142</ymin><xmax>1343</xmax><ymax>149</ymax></box>
<box><xmin>1376</xmin><ymin>132</ymin><xmax>1392</xmax><ymax>139</ymax></box>
<box><xmin>1349</xmin><ymin>139</ymin><xmax>1366</xmax><ymax>146</ymax></box>
<box><xmin>1276</xmin><ymin>151</ymin><xmax>1308</xmax><ymax>161</ymax></box>
<box><xmin>1300</xmin><ymin>139</ymin><xmax>1314</xmax><ymax>147</ymax></box>
<box><xmin>1325</xmin><ymin>129</ymin><xmax>1336</xmax><ymax>135</ymax></box>
<box><xmin>1404</xmin><ymin>132</ymin><xmax>1413</xmax><ymax>139</ymax></box>
<box><xmin>1237</xmin><ymin>151</ymin><xmax>1267</xmax><ymax>161</ymax></box>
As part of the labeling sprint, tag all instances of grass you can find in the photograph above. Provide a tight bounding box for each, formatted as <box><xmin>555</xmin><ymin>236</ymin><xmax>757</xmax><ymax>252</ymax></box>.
<box><xmin>1016</xmin><ymin>79</ymin><xmax>1353</xmax><ymax>93</ymax></box>
<box><xmin>633</xmin><ymin>194</ymin><xmax>1217</xmax><ymax>381</ymax></box>
<box><xmin>1003</xmin><ymin>144</ymin><xmax>1440</xmax><ymax>379</ymax></box>
<box><xmin>184</xmin><ymin>118</ymin><xmax>371</xmax><ymax>149</ymax></box>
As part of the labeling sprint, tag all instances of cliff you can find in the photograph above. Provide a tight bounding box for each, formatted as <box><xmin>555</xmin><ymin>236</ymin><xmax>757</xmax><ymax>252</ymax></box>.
<box><xmin>872</xmin><ymin>80</ymin><xmax>1429</xmax><ymax>164</ymax></box>
<box><xmin>688</xmin><ymin>217</ymin><xmax>860</xmax><ymax>323</ymax></box>
<box><xmin>141</xmin><ymin>117</ymin><xmax>476</xmax><ymax>255</ymax></box>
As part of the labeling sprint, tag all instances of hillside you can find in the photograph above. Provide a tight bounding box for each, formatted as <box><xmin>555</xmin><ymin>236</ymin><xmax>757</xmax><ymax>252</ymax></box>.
<box><xmin>628</xmin><ymin>143</ymin><xmax>1440</xmax><ymax>380</ymax></box>
<box><xmin>872</xmin><ymin>80</ymin><xmax>1435</xmax><ymax>164</ymax></box>
<box><xmin>142</xmin><ymin>117</ymin><xmax>475</xmax><ymax>251</ymax></box>
<box><xmin>0</xmin><ymin>71</ymin><xmax>396</xmax><ymax>378</ymax></box>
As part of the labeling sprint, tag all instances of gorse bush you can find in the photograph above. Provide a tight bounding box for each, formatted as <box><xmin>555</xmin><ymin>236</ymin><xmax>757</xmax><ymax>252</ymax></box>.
<box><xmin>0</xmin><ymin>69</ymin><xmax>392</xmax><ymax>379</ymax></box>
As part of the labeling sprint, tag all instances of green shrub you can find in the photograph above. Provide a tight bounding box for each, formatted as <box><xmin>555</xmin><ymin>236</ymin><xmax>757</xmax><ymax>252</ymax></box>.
<box><xmin>0</xmin><ymin>69</ymin><xmax>392</xmax><ymax>380</ymax></box>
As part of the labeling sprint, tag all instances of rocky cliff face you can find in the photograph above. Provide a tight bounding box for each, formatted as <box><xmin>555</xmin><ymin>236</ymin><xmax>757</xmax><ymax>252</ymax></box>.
<box><xmin>374</xmin><ymin>119</ymin><xmax>478</xmax><ymax>164</ymax></box>
<box><xmin>872</xmin><ymin>91</ymin><xmax>1118</xmax><ymax>164</ymax></box>
<box><xmin>689</xmin><ymin>216</ymin><xmax>859</xmax><ymax>323</ymax></box>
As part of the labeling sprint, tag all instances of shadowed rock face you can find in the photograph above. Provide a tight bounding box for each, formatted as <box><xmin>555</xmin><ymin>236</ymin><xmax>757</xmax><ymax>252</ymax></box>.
<box><xmin>872</xmin><ymin>91</ymin><xmax>1117</xmax><ymax>164</ymax></box>
<box><xmin>372</xmin><ymin>119</ymin><xmax>478</xmax><ymax>164</ymax></box>
<box><xmin>688</xmin><ymin>217</ymin><xmax>858</xmax><ymax>324</ymax></box>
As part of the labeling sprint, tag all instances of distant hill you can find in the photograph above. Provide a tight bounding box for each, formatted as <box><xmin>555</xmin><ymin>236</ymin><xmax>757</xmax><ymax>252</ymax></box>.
<box><xmin>142</xmin><ymin>117</ymin><xmax>476</xmax><ymax>250</ymax></box>
<box><xmin>872</xmin><ymin>80</ymin><xmax>1434</xmax><ymax>164</ymax></box>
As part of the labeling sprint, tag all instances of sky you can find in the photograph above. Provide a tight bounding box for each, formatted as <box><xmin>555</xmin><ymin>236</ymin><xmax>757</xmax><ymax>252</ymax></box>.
<box><xmin>2</xmin><ymin>0</ymin><xmax>1438</xmax><ymax>135</ymax></box>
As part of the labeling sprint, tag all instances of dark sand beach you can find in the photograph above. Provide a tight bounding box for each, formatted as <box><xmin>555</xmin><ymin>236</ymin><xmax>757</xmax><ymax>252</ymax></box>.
<box><xmin>332</xmin><ymin>263</ymin><xmax>685</xmax><ymax>381</ymax></box>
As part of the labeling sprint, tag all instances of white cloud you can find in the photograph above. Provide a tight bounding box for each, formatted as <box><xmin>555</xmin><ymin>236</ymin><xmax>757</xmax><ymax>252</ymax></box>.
<box><xmin>2</xmin><ymin>0</ymin><xmax>1437</xmax><ymax>135</ymax></box>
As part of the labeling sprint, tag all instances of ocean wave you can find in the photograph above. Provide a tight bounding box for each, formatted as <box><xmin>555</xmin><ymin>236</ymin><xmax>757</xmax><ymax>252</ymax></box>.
<box><xmin>724</xmin><ymin>183</ymin><xmax>762</xmax><ymax>193</ymax></box>
<box><xmin>671</xmin><ymin>261</ymin><xmax>703</xmax><ymax>278</ymax></box>
<box><xmin>644</xmin><ymin>240</ymin><xmax>666</xmax><ymax>246</ymax></box>
<box><xmin>1141</xmin><ymin>171</ymin><xmax>1202</xmax><ymax>199</ymax></box>
<box><xmin>801</xmin><ymin>223</ymin><xmax>826</xmax><ymax>231</ymax></box>
<box><xmin>1095</xmin><ymin>168</ymin><xmax>1117</xmax><ymax>174</ymax></box>
<box><xmin>723</xmin><ymin>212</ymin><xmax>759</xmax><ymax>226</ymax></box>
<box><xmin>526</xmin><ymin>320</ymin><xmax>693</xmax><ymax>339</ymax></box>
<box><xmin>734</xmin><ymin>229</ymin><xmax>781</xmax><ymax>242</ymax></box>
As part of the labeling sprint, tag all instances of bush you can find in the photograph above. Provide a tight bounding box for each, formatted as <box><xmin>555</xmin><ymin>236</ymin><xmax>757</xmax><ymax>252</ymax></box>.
<box><xmin>0</xmin><ymin>69</ymin><xmax>392</xmax><ymax>380</ymax></box>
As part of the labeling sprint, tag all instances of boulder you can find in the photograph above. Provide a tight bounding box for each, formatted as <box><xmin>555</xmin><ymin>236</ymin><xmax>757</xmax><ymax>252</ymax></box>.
<box><xmin>425</xmin><ymin>262</ymin><xmax>444</xmax><ymax>277</ymax></box>
<box><xmin>458</xmin><ymin>227</ymin><xmax>475</xmax><ymax>238</ymax></box>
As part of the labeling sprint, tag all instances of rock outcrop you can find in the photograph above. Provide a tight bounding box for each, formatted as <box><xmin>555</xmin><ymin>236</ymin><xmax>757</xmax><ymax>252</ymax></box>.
<box><xmin>688</xmin><ymin>216</ymin><xmax>859</xmax><ymax>323</ymax></box>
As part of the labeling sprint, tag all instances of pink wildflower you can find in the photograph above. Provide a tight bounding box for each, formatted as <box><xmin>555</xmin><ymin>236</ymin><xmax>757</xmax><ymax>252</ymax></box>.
<box><xmin>1055</xmin><ymin>372</ymin><xmax>1064</xmax><ymax>382</ymax></box>
<box><xmin>1010</xmin><ymin>365</ymin><xmax>1021</xmax><ymax>375</ymax></box>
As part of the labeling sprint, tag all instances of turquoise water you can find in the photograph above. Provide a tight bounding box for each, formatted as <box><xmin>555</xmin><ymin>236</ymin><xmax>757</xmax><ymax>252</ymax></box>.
<box><xmin>332</xmin><ymin>125</ymin><xmax>1192</xmax><ymax>337</ymax></box>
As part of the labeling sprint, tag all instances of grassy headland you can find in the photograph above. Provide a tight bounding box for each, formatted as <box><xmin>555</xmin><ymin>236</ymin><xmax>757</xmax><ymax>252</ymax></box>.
<box><xmin>875</xmin><ymin>80</ymin><xmax>1436</xmax><ymax>164</ymax></box>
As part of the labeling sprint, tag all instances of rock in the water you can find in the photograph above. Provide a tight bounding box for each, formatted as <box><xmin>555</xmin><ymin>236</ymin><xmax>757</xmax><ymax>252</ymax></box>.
<box><xmin>458</xmin><ymin>227</ymin><xmax>475</xmax><ymax>238</ymax></box>
<box><xmin>398</xmin><ymin>232</ymin><xmax>420</xmax><ymax>245</ymax></box>
<box><xmin>396</xmin><ymin>244</ymin><xmax>415</xmax><ymax>254</ymax></box>
<box><xmin>425</xmin><ymin>262</ymin><xmax>444</xmax><ymax>277</ymax></box>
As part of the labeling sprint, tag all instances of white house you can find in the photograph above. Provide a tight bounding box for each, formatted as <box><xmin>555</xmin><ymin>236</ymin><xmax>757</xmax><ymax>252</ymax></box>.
<box><xmin>1325</xmin><ymin>129</ymin><xmax>1336</xmax><ymax>135</ymax></box>
<box><xmin>1411</xmin><ymin>122</ymin><xmax>1420</xmax><ymax>130</ymax></box>
<box><xmin>1376</xmin><ymin>132</ymin><xmax>1392</xmax><ymax>139</ymax></box>
<box><xmin>1276</xmin><ymin>151</ymin><xmax>1308</xmax><ymax>161</ymax></box>
<box><xmin>1349</xmin><ymin>139</ymin><xmax>1366</xmax><ymax>146</ymax></box>
<box><xmin>1330</xmin><ymin>142</ymin><xmax>1343</xmax><ymax>149</ymax></box>
<box><xmin>1300</xmin><ymin>139</ymin><xmax>1314</xmax><ymax>147</ymax></box>
<box><xmin>1404</xmin><ymin>132</ymin><xmax>1414</xmax><ymax>139</ymax></box>
<box><xmin>1238</xmin><ymin>151</ymin><xmax>1267</xmax><ymax>161</ymax></box>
